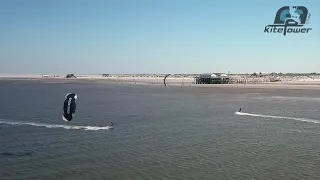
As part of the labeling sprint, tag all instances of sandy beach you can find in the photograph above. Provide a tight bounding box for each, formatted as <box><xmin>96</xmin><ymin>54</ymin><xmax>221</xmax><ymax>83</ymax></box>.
<box><xmin>1</xmin><ymin>74</ymin><xmax>320</xmax><ymax>90</ymax></box>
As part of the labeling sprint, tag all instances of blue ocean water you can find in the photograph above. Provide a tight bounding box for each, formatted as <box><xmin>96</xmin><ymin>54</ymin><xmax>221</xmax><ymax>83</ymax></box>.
<box><xmin>0</xmin><ymin>80</ymin><xmax>319</xmax><ymax>180</ymax></box>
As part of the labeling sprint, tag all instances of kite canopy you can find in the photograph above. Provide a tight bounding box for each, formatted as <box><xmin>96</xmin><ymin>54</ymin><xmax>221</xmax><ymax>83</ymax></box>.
<box><xmin>164</xmin><ymin>74</ymin><xmax>171</xmax><ymax>87</ymax></box>
<box><xmin>62</xmin><ymin>93</ymin><xmax>77</xmax><ymax>121</ymax></box>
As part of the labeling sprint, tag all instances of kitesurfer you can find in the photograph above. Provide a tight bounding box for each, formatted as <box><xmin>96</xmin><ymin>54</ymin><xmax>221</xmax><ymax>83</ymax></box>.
<box><xmin>238</xmin><ymin>108</ymin><xmax>241</xmax><ymax>112</ymax></box>
<box><xmin>110</xmin><ymin>122</ymin><xmax>113</xmax><ymax>127</ymax></box>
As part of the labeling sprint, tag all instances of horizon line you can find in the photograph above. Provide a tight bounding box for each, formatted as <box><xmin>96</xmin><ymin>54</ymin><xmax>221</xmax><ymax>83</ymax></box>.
<box><xmin>0</xmin><ymin>72</ymin><xmax>319</xmax><ymax>76</ymax></box>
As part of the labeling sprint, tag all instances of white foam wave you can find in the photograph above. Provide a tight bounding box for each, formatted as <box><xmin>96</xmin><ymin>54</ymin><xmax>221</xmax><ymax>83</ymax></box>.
<box><xmin>235</xmin><ymin>112</ymin><xmax>320</xmax><ymax>124</ymax></box>
<box><xmin>0</xmin><ymin>119</ymin><xmax>111</xmax><ymax>131</ymax></box>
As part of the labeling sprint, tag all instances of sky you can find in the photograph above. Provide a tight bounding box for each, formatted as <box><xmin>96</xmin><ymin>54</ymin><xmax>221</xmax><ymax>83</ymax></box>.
<box><xmin>0</xmin><ymin>0</ymin><xmax>319</xmax><ymax>74</ymax></box>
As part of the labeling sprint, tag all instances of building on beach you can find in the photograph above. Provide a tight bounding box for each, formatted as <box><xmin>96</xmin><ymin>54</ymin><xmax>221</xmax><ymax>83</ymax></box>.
<box><xmin>195</xmin><ymin>73</ymin><xmax>231</xmax><ymax>84</ymax></box>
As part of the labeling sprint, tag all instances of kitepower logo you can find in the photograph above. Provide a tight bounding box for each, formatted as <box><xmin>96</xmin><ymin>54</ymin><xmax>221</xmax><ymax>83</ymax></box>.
<box><xmin>67</xmin><ymin>98</ymin><xmax>72</xmax><ymax>114</ymax></box>
<box><xmin>264</xmin><ymin>6</ymin><xmax>312</xmax><ymax>36</ymax></box>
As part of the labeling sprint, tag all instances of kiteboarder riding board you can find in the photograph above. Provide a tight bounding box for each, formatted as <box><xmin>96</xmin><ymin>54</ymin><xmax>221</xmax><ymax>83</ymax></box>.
<box><xmin>109</xmin><ymin>122</ymin><xmax>114</xmax><ymax>129</ymax></box>
<box><xmin>62</xmin><ymin>93</ymin><xmax>77</xmax><ymax>121</ymax></box>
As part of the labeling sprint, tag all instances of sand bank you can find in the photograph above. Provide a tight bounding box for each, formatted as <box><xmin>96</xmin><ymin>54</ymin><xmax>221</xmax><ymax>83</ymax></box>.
<box><xmin>1</xmin><ymin>75</ymin><xmax>320</xmax><ymax>90</ymax></box>
<box><xmin>188</xmin><ymin>83</ymin><xmax>320</xmax><ymax>90</ymax></box>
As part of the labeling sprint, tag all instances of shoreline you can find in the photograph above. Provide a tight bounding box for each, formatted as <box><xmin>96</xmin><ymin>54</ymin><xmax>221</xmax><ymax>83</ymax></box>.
<box><xmin>1</xmin><ymin>76</ymin><xmax>320</xmax><ymax>90</ymax></box>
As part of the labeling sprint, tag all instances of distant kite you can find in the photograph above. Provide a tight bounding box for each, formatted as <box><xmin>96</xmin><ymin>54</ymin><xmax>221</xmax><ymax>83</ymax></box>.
<box><xmin>164</xmin><ymin>74</ymin><xmax>171</xmax><ymax>87</ymax></box>
<box><xmin>62</xmin><ymin>93</ymin><xmax>77</xmax><ymax>121</ymax></box>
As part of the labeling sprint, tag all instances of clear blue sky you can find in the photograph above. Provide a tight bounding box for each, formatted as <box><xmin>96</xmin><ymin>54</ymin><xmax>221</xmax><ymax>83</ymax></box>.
<box><xmin>1</xmin><ymin>0</ymin><xmax>319</xmax><ymax>74</ymax></box>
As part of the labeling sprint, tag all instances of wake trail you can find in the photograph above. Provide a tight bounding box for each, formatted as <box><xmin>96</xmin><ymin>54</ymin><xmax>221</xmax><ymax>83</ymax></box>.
<box><xmin>0</xmin><ymin>119</ymin><xmax>111</xmax><ymax>131</ymax></box>
<box><xmin>235</xmin><ymin>112</ymin><xmax>320</xmax><ymax>124</ymax></box>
